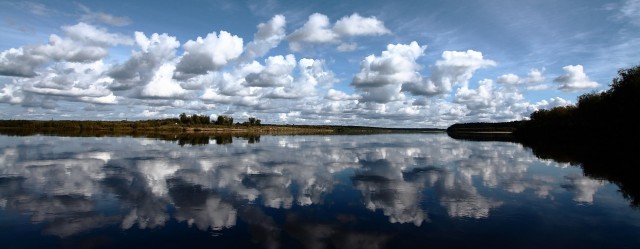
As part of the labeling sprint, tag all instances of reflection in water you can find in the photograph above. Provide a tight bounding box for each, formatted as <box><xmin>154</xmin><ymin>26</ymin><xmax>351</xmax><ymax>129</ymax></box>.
<box><xmin>0</xmin><ymin>134</ymin><xmax>639</xmax><ymax>248</ymax></box>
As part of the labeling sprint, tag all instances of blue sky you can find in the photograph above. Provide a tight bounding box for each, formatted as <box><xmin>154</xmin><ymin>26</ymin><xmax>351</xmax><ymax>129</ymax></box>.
<box><xmin>0</xmin><ymin>0</ymin><xmax>638</xmax><ymax>127</ymax></box>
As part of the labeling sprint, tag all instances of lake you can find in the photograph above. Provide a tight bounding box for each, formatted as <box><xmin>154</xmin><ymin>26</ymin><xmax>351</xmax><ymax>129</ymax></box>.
<box><xmin>0</xmin><ymin>133</ymin><xmax>638</xmax><ymax>248</ymax></box>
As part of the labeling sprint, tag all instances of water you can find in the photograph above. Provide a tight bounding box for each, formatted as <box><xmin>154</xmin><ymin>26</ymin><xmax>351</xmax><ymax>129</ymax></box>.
<box><xmin>0</xmin><ymin>133</ymin><xmax>638</xmax><ymax>248</ymax></box>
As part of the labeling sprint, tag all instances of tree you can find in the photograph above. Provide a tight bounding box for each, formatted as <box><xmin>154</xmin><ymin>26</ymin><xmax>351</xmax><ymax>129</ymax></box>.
<box><xmin>179</xmin><ymin>113</ymin><xmax>189</xmax><ymax>124</ymax></box>
<box><xmin>216</xmin><ymin>115</ymin><xmax>233</xmax><ymax>125</ymax></box>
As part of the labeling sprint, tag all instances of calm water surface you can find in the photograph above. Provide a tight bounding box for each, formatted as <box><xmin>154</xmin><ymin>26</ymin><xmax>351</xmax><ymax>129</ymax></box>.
<box><xmin>0</xmin><ymin>134</ymin><xmax>638</xmax><ymax>248</ymax></box>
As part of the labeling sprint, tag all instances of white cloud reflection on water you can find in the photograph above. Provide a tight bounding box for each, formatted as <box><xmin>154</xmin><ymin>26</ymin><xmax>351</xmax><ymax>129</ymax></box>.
<box><xmin>0</xmin><ymin>134</ymin><xmax>608</xmax><ymax>237</ymax></box>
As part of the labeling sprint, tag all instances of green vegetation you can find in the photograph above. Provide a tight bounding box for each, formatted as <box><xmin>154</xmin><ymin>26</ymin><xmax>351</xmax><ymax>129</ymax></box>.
<box><xmin>179</xmin><ymin>113</ymin><xmax>210</xmax><ymax>125</ymax></box>
<box><xmin>0</xmin><ymin>113</ymin><xmax>443</xmax><ymax>137</ymax></box>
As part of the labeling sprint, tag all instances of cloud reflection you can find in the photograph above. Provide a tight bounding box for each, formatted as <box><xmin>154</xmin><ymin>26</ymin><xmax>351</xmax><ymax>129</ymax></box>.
<box><xmin>0</xmin><ymin>134</ymin><xmax>604</xmax><ymax>242</ymax></box>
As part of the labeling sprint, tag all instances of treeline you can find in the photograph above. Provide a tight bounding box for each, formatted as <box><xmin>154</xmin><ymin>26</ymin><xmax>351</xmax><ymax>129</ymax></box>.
<box><xmin>178</xmin><ymin>113</ymin><xmax>261</xmax><ymax>126</ymax></box>
<box><xmin>447</xmin><ymin>121</ymin><xmax>524</xmax><ymax>132</ymax></box>
<box><xmin>517</xmin><ymin>64</ymin><xmax>639</xmax><ymax>140</ymax></box>
<box><xmin>0</xmin><ymin>113</ymin><xmax>263</xmax><ymax>131</ymax></box>
<box><xmin>448</xmin><ymin>64</ymin><xmax>640</xmax><ymax>140</ymax></box>
<box><xmin>0</xmin><ymin>119</ymin><xmax>182</xmax><ymax>131</ymax></box>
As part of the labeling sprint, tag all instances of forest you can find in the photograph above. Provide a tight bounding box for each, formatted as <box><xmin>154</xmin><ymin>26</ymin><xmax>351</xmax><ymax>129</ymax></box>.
<box><xmin>448</xmin><ymin>64</ymin><xmax>640</xmax><ymax>141</ymax></box>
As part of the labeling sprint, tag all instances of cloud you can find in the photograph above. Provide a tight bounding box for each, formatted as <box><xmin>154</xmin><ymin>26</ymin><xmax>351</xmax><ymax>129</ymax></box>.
<box><xmin>454</xmin><ymin>79</ymin><xmax>531</xmax><ymax>121</ymax></box>
<box><xmin>287</xmin><ymin>13</ymin><xmax>390</xmax><ymax>52</ymax></box>
<box><xmin>264</xmin><ymin>58</ymin><xmax>336</xmax><ymax>99</ymax></box>
<box><xmin>287</xmin><ymin>13</ymin><xmax>339</xmax><ymax>51</ymax></box>
<box><xmin>350</xmin><ymin>156</ymin><xmax>430</xmax><ymax>226</ymax></box>
<box><xmin>25</xmin><ymin>2</ymin><xmax>52</xmax><ymax>16</ymax></box>
<box><xmin>402</xmin><ymin>50</ymin><xmax>496</xmax><ymax>96</ymax></box>
<box><xmin>297</xmin><ymin>58</ymin><xmax>337</xmax><ymax>90</ymax></box>
<box><xmin>245</xmin><ymin>55</ymin><xmax>296</xmax><ymax>87</ymax></box>
<box><xmin>0</xmin><ymin>22</ymin><xmax>132</xmax><ymax>77</ymax></box>
<box><xmin>554</xmin><ymin>65</ymin><xmax>599</xmax><ymax>91</ymax></box>
<box><xmin>7</xmin><ymin>61</ymin><xmax>119</xmax><ymax>106</ymax></box>
<box><xmin>496</xmin><ymin>73</ymin><xmax>519</xmax><ymax>85</ymax></box>
<box><xmin>497</xmin><ymin>68</ymin><xmax>545</xmax><ymax>85</ymax></box>
<box><xmin>35</xmin><ymin>34</ymin><xmax>109</xmax><ymax>62</ymax></box>
<box><xmin>0</xmin><ymin>83</ymin><xmax>24</xmax><ymax>104</ymax></box>
<box><xmin>108</xmin><ymin>32</ymin><xmax>180</xmax><ymax>90</ymax></box>
<box><xmin>616</xmin><ymin>0</ymin><xmax>640</xmax><ymax>26</ymax></box>
<box><xmin>336</xmin><ymin>42</ymin><xmax>358</xmax><ymax>52</ymax></box>
<box><xmin>174</xmin><ymin>195</ymin><xmax>237</xmax><ymax>231</ymax></box>
<box><xmin>333</xmin><ymin>13</ymin><xmax>390</xmax><ymax>37</ymax></box>
<box><xmin>243</xmin><ymin>15</ymin><xmax>287</xmax><ymax>61</ymax></box>
<box><xmin>61</xmin><ymin>22</ymin><xmax>133</xmax><ymax>46</ymax></box>
<box><xmin>352</xmin><ymin>41</ymin><xmax>425</xmax><ymax>103</ymax></box>
<box><xmin>0</xmin><ymin>47</ymin><xmax>47</xmax><ymax>77</ymax></box>
<box><xmin>531</xmin><ymin>97</ymin><xmax>572</xmax><ymax>111</ymax></box>
<box><xmin>325</xmin><ymin>89</ymin><xmax>360</xmax><ymax>101</ymax></box>
<box><xmin>78</xmin><ymin>4</ymin><xmax>132</xmax><ymax>27</ymax></box>
<box><xmin>141</xmin><ymin>64</ymin><xmax>188</xmax><ymax>98</ymax></box>
<box><xmin>562</xmin><ymin>175</ymin><xmax>604</xmax><ymax>203</ymax></box>
<box><xmin>175</xmin><ymin>31</ymin><xmax>244</xmax><ymax>77</ymax></box>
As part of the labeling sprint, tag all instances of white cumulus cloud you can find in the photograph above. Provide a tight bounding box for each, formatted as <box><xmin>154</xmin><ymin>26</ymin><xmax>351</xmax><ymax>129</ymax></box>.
<box><xmin>108</xmin><ymin>32</ymin><xmax>181</xmax><ymax>91</ymax></box>
<box><xmin>402</xmin><ymin>50</ymin><xmax>496</xmax><ymax>96</ymax></box>
<box><xmin>243</xmin><ymin>15</ymin><xmax>287</xmax><ymax>61</ymax></box>
<box><xmin>0</xmin><ymin>22</ymin><xmax>132</xmax><ymax>77</ymax></box>
<box><xmin>554</xmin><ymin>65</ymin><xmax>599</xmax><ymax>91</ymax></box>
<box><xmin>287</xmin><ymin>13</ymin><xmax>339</xmax><ymax>51</ymax></box>
<box><xmin>333</xmin><ymin>13</ymin><xmax>390</xmax><ymax>37</ymax></box>
<box><xmin>352</xmin><ymin>41</ymin><xmax>425</xmax><ymax>103</ymax></box>
<box><xmin>288</xmin><ymin>13</ymin><xmax>390</xmax><ymax>52</ymax></box>
<box><xmin>175</xmin><ymin>31</ymin><xmax>244</xmax><ymax>77</ymax></box>
<box><xmin>141</xmin><ymin>64</ymin><xmax>188</xmax><ymax>98</ymax></box>
<box><xmin>245</xmin><ymin>55</ymin><xmax>296</xmax><ymax>87</ymax></box>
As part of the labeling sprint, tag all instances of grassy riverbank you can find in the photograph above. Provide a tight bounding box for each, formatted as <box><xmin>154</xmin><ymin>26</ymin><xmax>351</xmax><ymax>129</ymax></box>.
<box><xmin>0</xmin><ymin>119</ymin><xmax>443</xmax><ymax>137</ymax></box>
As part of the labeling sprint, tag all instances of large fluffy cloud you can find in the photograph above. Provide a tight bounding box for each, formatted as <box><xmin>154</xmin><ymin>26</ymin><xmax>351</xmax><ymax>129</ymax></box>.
<box><xmin>245</xmin><ymin>55</ymin><xmax>296</xmax><ymax>87</ymax></box>
<box><xmin>266</xmin><ymin>58</ymin><xmax>335</xmax><ymax>99</ymax></box>
<box><xmin>287</xmin><ymin>13</ymin><xmax>390</xmax><ymax>52</ymax></box>
<box><xmin>0</xmin><ymin>47</ymin><xmax>47</xmax><ymax>77</ymax></box>
<box><xmin>109</xmin><ymin>32</ymin><xmax>181</xmax><ymax>91</ymax></box>
<box><xmin>352</xmin><ymin>41</ymin><xmax>425</xmax><ymax>103</ymax></box>
<box><xmin>332</xmin><ymin>13</ymin><xmax>390</xmax><ymax>37</ymax></box>
<box><xmin>287</xmin><ymin>13</ymin><xmax>339</xmax><ymax>51</ymax></box>
<box><xmin>553</xmin><ymin>65</ymin><xmax>599</xmax><ymax>91</ymax></box>
<box><xmin>141</xmin><ymin>64</ymin><xmax>188</xmax><ymax>98</ymax></box>
<box><xmin>2</xmin><ymin>60</ymin><xmax>118</xmax><ymax>106</ymax></box>
<box><xmin>243</xmin><ymin>15</ymin><xmax>287</xmax><ymax>61</ymax></box>
<box><xmin>175</xmin><ymin>31</ymin><xmax>243</xmax><ymax>77</ymax></box>
<box><xmin>0</xmin><ymin>22</ymin><xmax>132</xmax><ymax>77</ymax></box>
<box><xmin>402</xmin><ymin>50</ymin><xmax>496</xmax><ymax>96</ymax></box>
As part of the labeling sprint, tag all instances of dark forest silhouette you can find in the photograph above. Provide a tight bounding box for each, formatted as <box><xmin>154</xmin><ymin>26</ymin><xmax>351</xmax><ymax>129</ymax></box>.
<box><xmin>447</xmin><ymin>64</ymin><xmax>640</xmax><ymax>207</ymax></box>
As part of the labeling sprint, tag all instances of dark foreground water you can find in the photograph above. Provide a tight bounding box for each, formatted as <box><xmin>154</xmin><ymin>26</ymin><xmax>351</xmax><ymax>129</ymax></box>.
<box><xmin>0</xmin><ymin>133</ymin><xmax>638</xmax><ymax>249</ymax></box>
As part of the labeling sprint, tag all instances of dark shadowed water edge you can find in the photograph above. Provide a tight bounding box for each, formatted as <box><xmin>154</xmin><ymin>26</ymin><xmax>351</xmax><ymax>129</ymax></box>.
<box><xmin>0</xmin><ymin>133</ymin><xmax>638</xmax><ymax>249</ymax></box>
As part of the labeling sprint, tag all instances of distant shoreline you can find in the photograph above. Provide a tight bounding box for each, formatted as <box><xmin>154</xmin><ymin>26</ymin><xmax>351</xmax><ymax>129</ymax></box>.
<box><xmin>0</xmin><ymin>119</ymin><xmax>444</xmax><ymax>136</ymax></box>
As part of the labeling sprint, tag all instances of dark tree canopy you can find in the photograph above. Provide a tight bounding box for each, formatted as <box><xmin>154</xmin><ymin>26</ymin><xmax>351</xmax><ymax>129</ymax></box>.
<box><xmin>179</xmin><ymin>113</ymin><xmax>211</xmax><ymax>125</ymax></box>
<box><xmin>216</xmin><ymin>115</ymin><xmax>234</xmax><ymax>125</ymax></box>
<box><xmin>526</xmin><ymin>64</ymin><xmax>640</xmax><ymax>132</ymax></box>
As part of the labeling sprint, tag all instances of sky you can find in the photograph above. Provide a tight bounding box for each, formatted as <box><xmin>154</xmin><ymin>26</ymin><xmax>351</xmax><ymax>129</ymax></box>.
<box><xmin>0</xmin><ymin>0</ymin><xmax>638</xmax><ymax>127</ymax></box>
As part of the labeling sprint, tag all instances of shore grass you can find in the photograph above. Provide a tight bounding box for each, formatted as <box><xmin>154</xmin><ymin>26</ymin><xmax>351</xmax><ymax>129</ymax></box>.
<box><xmin>0</xmin><ymin>119</ymin><xmax>444</xmax><ymax>137</ymax></box>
